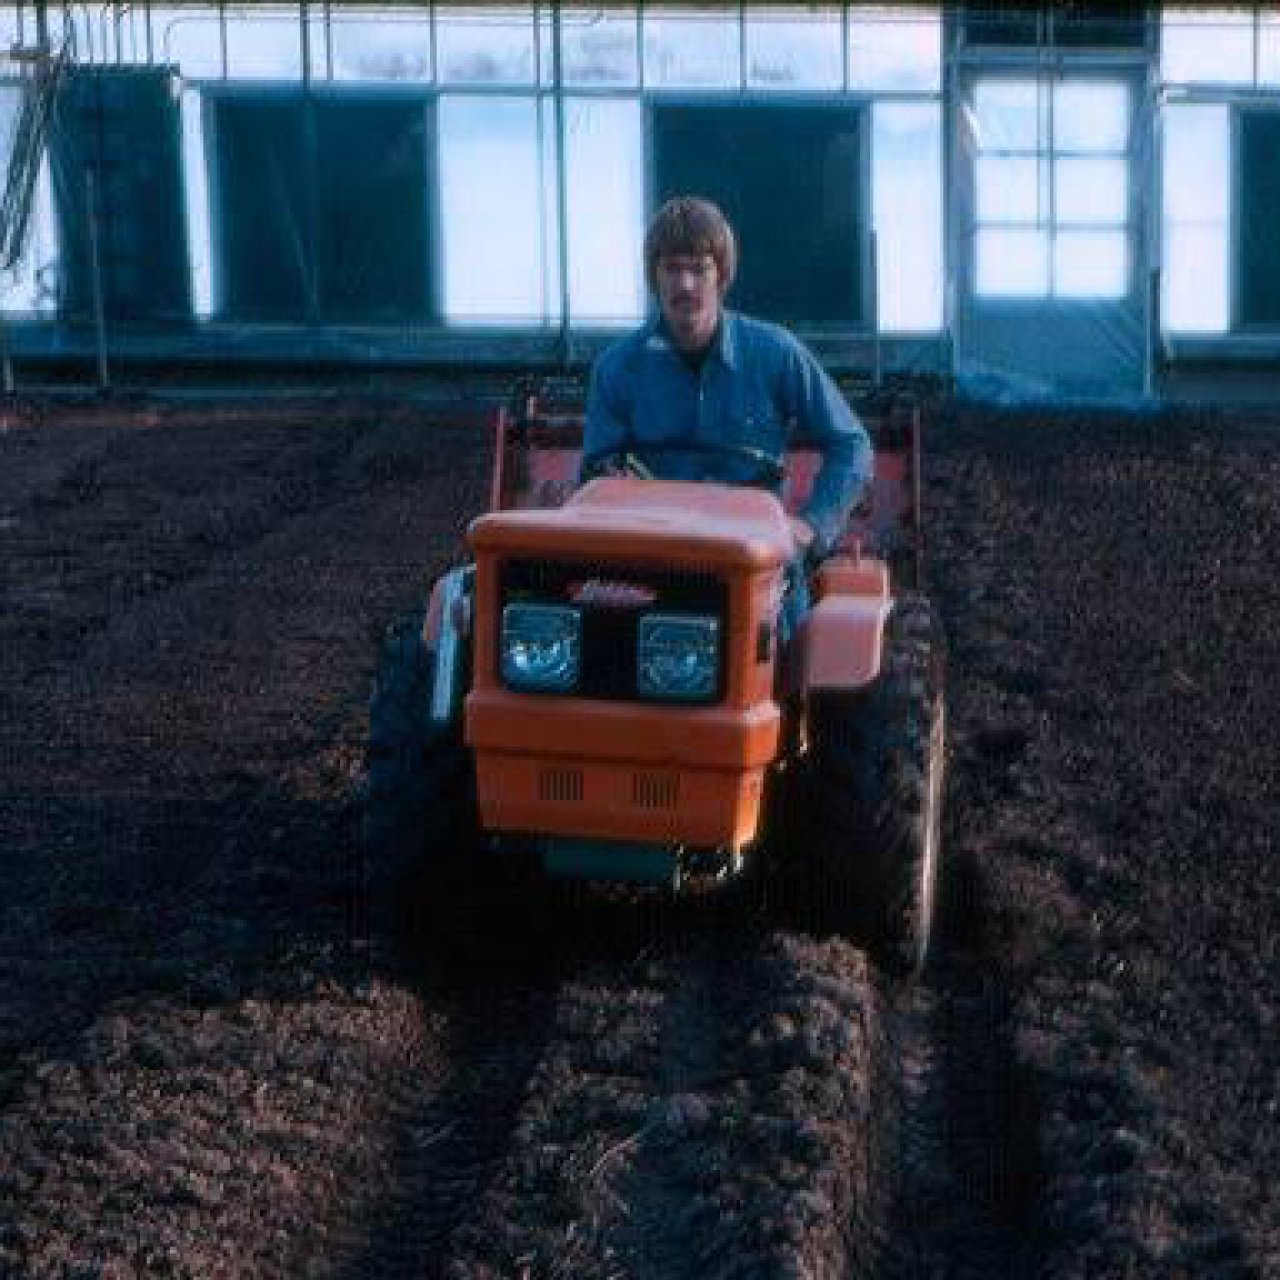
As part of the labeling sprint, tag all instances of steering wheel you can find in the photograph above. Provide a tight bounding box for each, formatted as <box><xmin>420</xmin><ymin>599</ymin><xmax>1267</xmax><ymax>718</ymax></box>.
<box><xmin>580</xmin><ymin>438</ymin><xmax>786</xmax><ymax>491</ymax></box>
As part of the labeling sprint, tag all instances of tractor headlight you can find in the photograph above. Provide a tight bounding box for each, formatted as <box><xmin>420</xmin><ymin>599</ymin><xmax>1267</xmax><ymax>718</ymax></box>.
<box><xmin>637</xmin><ymin>614</ymin><xmax>719</xmax><ymax>703</ymax></box>
<box><xmin>501</xmin><ymin>604</ymin><xmax>581</xmax><ymax>693</ymax></box>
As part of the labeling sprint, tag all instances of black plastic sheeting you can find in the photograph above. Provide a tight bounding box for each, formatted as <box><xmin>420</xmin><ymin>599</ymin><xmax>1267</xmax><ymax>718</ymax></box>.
<box><xmin>48</xmin><ymin>67</ymin><xmax>191</xmax><ymax>326</ymax></box>
<box><xmin>1240</xmin><ymin>111</ymin><xmax>1280</xmax><ymax>330</ymax></box>
<box><xmin>210</xmin><ymin>94</ymin><xmax>432</xmax><ymax>324</ymax></box>
<box><xmin>651</xmin><ymin>102</ymin><xmax>865</xmax><ymax>332</ymax></box>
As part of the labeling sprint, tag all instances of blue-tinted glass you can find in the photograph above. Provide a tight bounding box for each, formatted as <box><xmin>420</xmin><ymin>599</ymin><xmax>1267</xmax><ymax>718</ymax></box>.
<box><xmin>746</xmin><ymin>7</ymin><xmax>843</xmax><ymax>90</ymax></box>
<box><xmin>1055</xmin><ymin>156</ymin><xmax>1127</xmax><ymax>225</ymax></box>
<box><xmin>1053</xmin><ymin>82</ymin><xmax>1129</xmax><ymax>152</ymax></box>
<box><xmin>849</xmin><ymin>8</ymin><xmax>942</xmax><ymax>92</ymax></box>
<box><xmin>437</xmin><ymin>6</ymin><xmax>535</xmax><ymax>86</ymax></box>
<box><xmin>565</xmin><ymin>99</ymin><xmax>643</xmax><ymax>324</ymax></box>
<box><xmin>1161</xmin><ymin>10</ymin><xmax>1254</xmax><ymax>85</ymax></box>
<box><xmin>439</xmin><ymin>96</ymin><xmax>549</xmax><ymax>323</ymax></box>
<box><xmin>1053</xmin><ymin>230</ymin><xmax>1127</xmax><ymax>297</ymax></box>
<box><xmin>976</xmin><ymin>155</ymin><xmax>1044</xmax><ymax>223</ymax></box>
<box><xmin>873</xmin><ymin>102</ymin><xmax>943</xmax><ymax>331</ymax></box>
<box><xmin>643</xmin><ymin>10</ymin><xmax>739</xmax><ymax>88</ymax></box>
<box><xmin>977</xmin><ymin>227</ymin><xmax>1049</xmax><ymax>297</ymax></box>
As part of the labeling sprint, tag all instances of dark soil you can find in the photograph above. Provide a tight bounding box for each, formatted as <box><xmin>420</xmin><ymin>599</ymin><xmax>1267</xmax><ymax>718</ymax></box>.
<box><xmin>0</xmin><ymin>394</ymin><xmax>1276</xmax><ymax>1279</ymax></box>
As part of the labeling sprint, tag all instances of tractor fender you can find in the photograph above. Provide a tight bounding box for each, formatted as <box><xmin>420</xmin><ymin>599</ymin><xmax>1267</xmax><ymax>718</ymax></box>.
<box><xmin>423</xmin><ymin>565</ymin><xmax>474</xmax><ymax>727</ymax></box>
<box><xmin>797</xmin><ymin>594</ymin><xmax>892</xmax><ymax>693</ymax></box>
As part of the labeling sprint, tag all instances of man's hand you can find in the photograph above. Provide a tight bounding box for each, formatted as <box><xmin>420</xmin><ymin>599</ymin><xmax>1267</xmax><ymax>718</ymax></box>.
<box><xmin>789</xmin><ymin>516</ymin><xmax>815</xmax><ymax>557</ymax></box>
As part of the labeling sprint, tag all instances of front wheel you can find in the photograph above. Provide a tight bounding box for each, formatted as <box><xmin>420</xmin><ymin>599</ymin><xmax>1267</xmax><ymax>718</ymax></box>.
<box><xmin>360</xmin><ymin>608</ymin><xmax>476</xmax><ymax>912</ymax></box>
<box><xmin>805</xmin><ymin>593</ymin><xmax>947</xmax><ymax>978</ymax></box>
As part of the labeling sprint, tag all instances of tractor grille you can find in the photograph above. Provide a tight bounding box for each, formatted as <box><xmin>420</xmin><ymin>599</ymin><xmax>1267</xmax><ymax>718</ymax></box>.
<box><xmin>632</xmin><ymin>771</ymin><xmax>680</xmax><ymax>810</ymax></box>
<box><xmin>499</xmin><ymin>560</ymin><xmax>728</xmax><ymax>703</ymax></box>
<box><xmin>538</xmin><ymin>766</ymin><xmax>583</xmax><ymax>804</ymax></box>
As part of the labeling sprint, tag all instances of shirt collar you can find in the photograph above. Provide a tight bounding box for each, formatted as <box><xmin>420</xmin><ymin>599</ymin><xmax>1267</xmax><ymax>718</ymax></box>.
<box><xmin>647</xmin><ymin>307</ymin><xmax>738</xmax><ymax>370</ymax></box>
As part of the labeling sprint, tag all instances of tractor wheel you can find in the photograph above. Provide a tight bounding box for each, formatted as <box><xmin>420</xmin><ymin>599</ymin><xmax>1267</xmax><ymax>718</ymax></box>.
<box><xmin>359</xmin><ymin>608</ymin><xmax>476</xmax><ymax>911</ymax></box>
<box><xmin>805</xmin><ymin>593</ymin><xmax>946</xmax><ymax>978</ymax></box>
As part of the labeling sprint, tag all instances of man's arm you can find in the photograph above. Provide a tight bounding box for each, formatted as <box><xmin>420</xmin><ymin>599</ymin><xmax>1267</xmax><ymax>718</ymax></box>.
<box><xmin>785</xmin><ymin>340</ymin><xmax>873</xmax><ymax>556</ymax></box>
<box><xmin>581</xmin><ymin>348</ymin><xmax>632</xmax><ymax>482</ymax></box>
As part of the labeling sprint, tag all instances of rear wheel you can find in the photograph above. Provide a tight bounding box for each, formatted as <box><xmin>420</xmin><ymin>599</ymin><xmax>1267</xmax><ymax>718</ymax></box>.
<box><xmin>805</xmin><ymin>593</ymin><xmax>946</xmax><ymax>978</ymax></box>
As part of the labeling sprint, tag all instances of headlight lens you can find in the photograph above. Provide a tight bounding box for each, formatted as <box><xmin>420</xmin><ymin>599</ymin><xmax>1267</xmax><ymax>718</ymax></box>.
<box><xmin>501</xmin><ymin>604</ymin><xmax>581</xmax><ymax>693</ymax></box>
<box><xmin>637</xmin><ymin>614</ymin><xmax>719</xmax><ymax>702</ymax></box>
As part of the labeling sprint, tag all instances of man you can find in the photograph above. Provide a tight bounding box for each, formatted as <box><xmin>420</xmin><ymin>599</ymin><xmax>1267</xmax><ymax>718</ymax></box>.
<box><xmin>581</xmin><ymin>195</ymin><xmax>872</xmax><ymax>566</ymax></box>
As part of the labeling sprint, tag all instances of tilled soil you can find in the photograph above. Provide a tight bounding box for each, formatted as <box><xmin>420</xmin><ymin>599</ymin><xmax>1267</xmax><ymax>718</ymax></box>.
<box><xmin>0</xmin><ymin>394</ymin><xmax>1276</xmax><ymax>1279</ymax></box>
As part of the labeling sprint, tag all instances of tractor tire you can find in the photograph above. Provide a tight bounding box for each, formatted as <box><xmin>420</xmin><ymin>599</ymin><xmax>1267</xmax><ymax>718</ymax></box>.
<box><xmin>805</xmin><ymin>593</ymin><xmax>946</xmax><ymax>978</ymax></box>
<box><xmin>359</xmin><ymin>607</ymin><xmax>476</xmax><ymax>908</ymax></box>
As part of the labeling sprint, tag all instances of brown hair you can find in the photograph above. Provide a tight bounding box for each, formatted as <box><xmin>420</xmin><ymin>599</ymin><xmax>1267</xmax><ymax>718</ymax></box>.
<box><xmin>644</xmin><ymin>196</ymin><xmax>737</xmax><ymax>293</ymax></box>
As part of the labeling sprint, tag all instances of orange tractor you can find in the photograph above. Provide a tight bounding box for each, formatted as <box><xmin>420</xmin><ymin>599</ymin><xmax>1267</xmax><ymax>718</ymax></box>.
<box><xmin>363</xmin><ymin>380</ymin><xmax>946</xmax><ymax>976</ymax></box>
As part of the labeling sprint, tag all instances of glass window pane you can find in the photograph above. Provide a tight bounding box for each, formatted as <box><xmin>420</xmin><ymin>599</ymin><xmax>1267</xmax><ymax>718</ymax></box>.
<box><xmin>0</xmin><ymin>81</ymin><xmax>21</xmax><ymax>175</ymax></box>
<box><xmin>976</xmin><ymin>155</ymin><xmax>1045</xmax><ymax>223</ymax></box>
<box><xmin>224</xmin><ymin>7</ymin><xmax>302</xmax><ymax>81</ymax></box>
<box><xmin>0</xmin><ymin>147</ymin><xmax>57</xmax><ymax>314</ymax></box>
<box><xmin>308</xmin><ymin>13</ymin><xmax>328</xmax><ymax>80</ymax></box>
<box><xmin>643</xmin><ymin>10</ymin><xmax>740</xmax><ymax>89</ymax></box>
<box><xmin>151</xmin><ymin>6</ymin><xmax>223</xmax><ymax>78</ymax></box>
<box><xmin>746</xmin><ymin>7</ymin><xmax>843</xmax><ymax>91</ymax></box>
<box><xmin>180</xmin><ymin>89</ymin><xmax>213</xmax><ymax>317</ymax></box>
<box><xmin>1053</xmin><ymin>229</ymin><xmax>1127</xmax><ymax>297</ymax></box>
<box><xmin>848</xmin><ymin>6</ymin><xmax>942</xmax><ymax>92</ymax></box>
<box><xmin>1163</xmin><ymin>103</ymin><xmax>1230</xmax><ymax>225</ymax></box>
<box><xmin>1260</xmin><ymin>15</ymin><xmax>1280</xmax><ymax>87</ymax></box>
<box><xmin>329</xmin><ymin>12</ymin><xmax>433</xmax><ymax>82</ymax></box>
<box><xmin>439</xmin><ymin>96</ymin><xmax>548</xmax><ymax>323</ymax></box>
<box><xmin>556</xmin><ymin>5</ymin><xmax>638</xmax><ymax>87</ymax></box>
<box><xmin>1163</xmin><ymin>225</ymin><xmax>1229</xmax><ymax>332</ymax></box>
<box><xmin>873</xmin><ymin>102</ymin><xmax>943</xmax><ymax>331</ymax></box>
<box><xmin>976</xmin><ymin>227</ymin><xmax>1049</xmax><ymax>297</ymax></box>
<box><xmin>971</xmin><ymin>79</ymin><xmax>1047</xmax><ymax>152</ymax></box>
<box><xmin>0</xmin><ymin>10</ymin><xmax>20</xmax><ymax>51</ymax></box>
<box><xmin>437</xmin><ymin>6</ymin><xmax>535</xmax><ymax>86</ymax></box>
<box><xmin>1055</xmin><ymin>156</ymin><xmax>1127</xmax><ymax>225</ymax></box>
<box><xmin>1161</xmin><ymin>9</ymin><xmax>1254</xmax><ymax>85</ymax></box>
<box><xmin>565</xmin><ymin>99</ymin><xmax>643</xmax><ymax>324</ymax></box>
<box><xmin>1053</xmin><ymin>81</ymin><xmax>1129</xmax><ymax>152</ymax></box>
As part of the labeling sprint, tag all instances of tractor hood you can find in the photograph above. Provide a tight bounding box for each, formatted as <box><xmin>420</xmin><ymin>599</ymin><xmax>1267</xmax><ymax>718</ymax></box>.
<box><xmin>468</xmin><ymin>476</ymin><xmax>794</xmax><ymax>571</ymax></box>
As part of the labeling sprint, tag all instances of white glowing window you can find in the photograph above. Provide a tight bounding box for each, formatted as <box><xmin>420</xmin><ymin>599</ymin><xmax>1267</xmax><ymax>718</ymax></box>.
<box><xmin>642</xmin><ymin>10</ymin><xmax>740</xmax><ymax>89</ymax></box>
<box><xmin>971</xmin><ymin>80</ymin><xmax>1046</xmax><ymax>151</ymax></box>
<box><xmin>1055</xmin><ymin>157</ymin><xmax>1127</xmax><ymax>225</ymax></box>
<box><xmin>976</xmin><ymin>156</ymin><xmax>1045</xmax><ymax>223</ymax></box>
<box><xmin>977</xmin><ymin>228</ymin><xmax>1050</xmax><ymax>298</ymax></box>
<box><xmin>565</xmin><ymin>98</ymin><xmax>643</xmax><ymax>324</ymax></box>
<box><xmin>180</xmin><ymin>88</ymin><xmax>213</xmax><ymax>317</ymax></box>
<box><xmin>873</xmin><ymin>101</ymin><xmax>943</xmax><ymax>331</ymax></box>
<box><xmin>1054</xmin><ymin>231</ymin><xmax>1127</xmax><ymax>298</ymax></box>
<box><xmin>1262</xmin><ymin>15</ymin><xmax>1280</xmax><ymax>87</ymax></box>
<box><xmin>553</xmin><ymin>5</ymin><xmax>639</xmax><ymax>87</ymax></box>
<box><xmin>327</xmin><ymin>11</ymin><xmax>433</xmax><ymax>82</ymax></box>
<box><xmin>1161</xmin><ymin>103</ymin><xmax>1230</xmax><ymax>334</ymax></box>
<box><xmin>151</xmin><ymin>6</ymin><xmax>224</xmax><ymax>78</ymax></box>
<box><xmin>437</xmin><ymin>6</ymin><xmax>536</xmax><ymax>86</ymax></box>
<box><xmin>0</xmin><ymin>10</ymin><xmax>20</xmax><ymax>51</ymax></box>
<box><xmin>972</xmin><ymin>76</ymin><xmax>1130</xmax><ymax>300</ymax></box>
<box><xmin>745</xmin><ymin>7</ymin><xmax>843</xmax><ymax>91</ymax></box>
<box><xmin>1053</xmin><ymin>82</ymin><xmax>1129</xmax><ymax>152</ymax></box>
<box><xmin>223</xmin><ymin>7</ymin><xmax>302</xmax><ymax>81</ymax></box>
<box><xmin>0</xmin><ymin>105</ymin><xmax>58</xmax><ymax>314</ymax></box>
<box><xmin>1161</xmin><ymin>9</ymin><xmax>1254</xmax><ymax>85</ymax></box>
<box><xmin>1163</xmin><ymin>226</ymin><xmax>1230</xmax><ymax>333</ymax></box>
<box><xmin>848</xmin><ymin>7</ymin><xmax>942</xmax><ymax>92</ymax></box>
<box><xmin>439</xmin><ymin>96</ymin><xmax>555</xmax><ymax>324</ymax></box>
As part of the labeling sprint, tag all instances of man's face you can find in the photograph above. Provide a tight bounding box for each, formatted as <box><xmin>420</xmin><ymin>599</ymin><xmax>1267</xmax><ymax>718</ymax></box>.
<box><xmin>655</xmin><ymin>251</ymin><xmax>723</xmax><ymax>354</ymax></box>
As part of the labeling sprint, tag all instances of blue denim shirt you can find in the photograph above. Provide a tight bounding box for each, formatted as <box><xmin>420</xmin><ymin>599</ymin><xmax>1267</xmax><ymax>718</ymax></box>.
<box><xmin>582</xmin><ymin>309</ymin><xmax>872</xmax><ymax>555</ymax></box>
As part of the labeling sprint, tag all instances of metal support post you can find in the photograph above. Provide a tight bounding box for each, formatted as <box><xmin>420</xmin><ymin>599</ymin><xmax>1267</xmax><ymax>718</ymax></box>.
<box><xmin>86</xmin><ymin>169</ymin><xmax>110</xmax><ymax>391</ymax></box>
